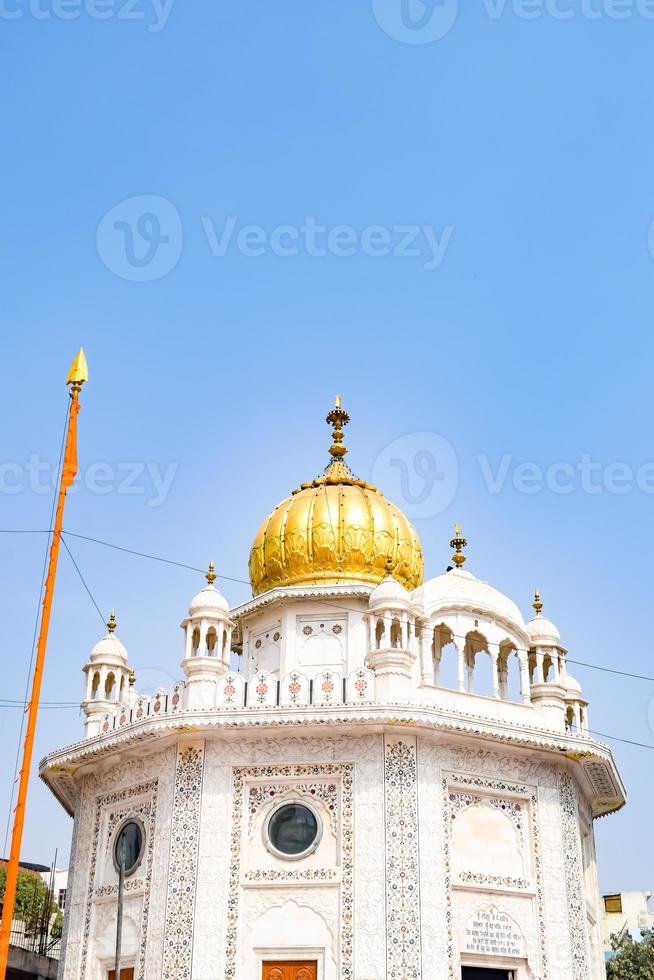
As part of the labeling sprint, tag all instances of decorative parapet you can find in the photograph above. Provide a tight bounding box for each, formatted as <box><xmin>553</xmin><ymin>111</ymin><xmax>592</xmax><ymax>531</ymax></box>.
<box><xmin>95</xmin><ymin>669</ymin><xmax>376</xmax><ymax>735</ymax></box>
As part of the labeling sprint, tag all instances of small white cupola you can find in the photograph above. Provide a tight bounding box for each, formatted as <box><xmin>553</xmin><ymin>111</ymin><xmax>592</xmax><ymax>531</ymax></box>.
<box><xmin>525</xmin><ymin>590</ymin><xmax>571</xmax><ymax>731</ymax></box>
<box><xmin>366</xmin><ymin>558</ymin><xmax>417</xmax><ymax>701</ymax></box>
<box><xmin>82</xmin><ymin>611</ymin><xmax>134</xmax><ymax>737</ymax></box>
<box><xmin>525</xmin><ymin>590</ymin><xmax>567</xmax><ymax>685</ymax></box>
<box><xmin>181</xmin><ymin>562</ymin><xmax>234</xmax><ymax>708</ymax></box>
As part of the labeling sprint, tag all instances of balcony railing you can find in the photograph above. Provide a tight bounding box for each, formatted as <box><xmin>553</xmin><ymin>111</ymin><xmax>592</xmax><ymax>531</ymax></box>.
<box><xmin>98</xmin><ymin>667</ymin><xmax>376</xmax><ymax>734</ymax></box>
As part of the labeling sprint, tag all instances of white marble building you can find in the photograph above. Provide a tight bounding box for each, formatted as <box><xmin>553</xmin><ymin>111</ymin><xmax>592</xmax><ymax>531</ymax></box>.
<box><xmin>41</xmin><ymin>401</ymin><xmax>625</xmax><ymax>980</ymax></box>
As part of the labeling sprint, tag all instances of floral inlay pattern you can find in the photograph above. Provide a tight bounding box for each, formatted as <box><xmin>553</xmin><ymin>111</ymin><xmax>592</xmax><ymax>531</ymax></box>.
<box><xmin>442</xmin><ymin>771</ymin><xmax>548</xmax><ymax>979</ymax></box>
<box><xmin>384</xmin><ymin>737</ymin><xmax>422</xmax><ymax>979</ymax></box>
<box><xmin>79</xmin><ymin>781</ymin><xmax>158</xmax><ymax>980</ymax></box>
<box><xmin>247</xmin><ymin>780</ymin><xmax>339</xmax><ymax>835</ymax></box>
<box><xmin>559</xmin><ymin>773</ymin><xmax>590</xmax><ymax>979</ymax></box>
<box><xmin>161</xmin><ymin>744</ymin><xmax>205</xmax><ymax>979</ymax></box>
<box><xmin>225</xmin><ymin>762</ymin><xmax>353</xmax><ymax>979</ymax></box>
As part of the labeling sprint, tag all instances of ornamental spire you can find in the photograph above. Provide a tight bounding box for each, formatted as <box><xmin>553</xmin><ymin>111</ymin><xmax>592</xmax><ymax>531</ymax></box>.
<box><xmin>66</xmin><ymin>347</ymin><xmax>89</xmax><ymax>394</ymax></box>
<box><xmin>450</xmin><ymin>523</ymin><xmax>467</xmax><ymax>568</ymax></box>
<box><xmin>206</xmin><ymin>561</ymin><xmax>217</xmax><ymax>585</ymax></box>
<box><xmin>533</xmin><ymin>588</ymin><xmax>543</xmax><ymax>616</ymax></box>
<box><xmin>107</xmin><ymin>609</ymin><xmax>117</xmax><ymax>633</ymax></box>
<box><xmin>326</xmin><ymin>395</ymin><xmax>350</xmax><ymax>459</ymax></box>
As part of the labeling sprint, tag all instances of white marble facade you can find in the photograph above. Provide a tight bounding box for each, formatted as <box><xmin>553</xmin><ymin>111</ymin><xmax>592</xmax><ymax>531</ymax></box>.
<box><xmin>47</xmin><ymin>723</ymin><xmax>615</xmax><ymax>980</ymax></box>
<box><xmin>42</xmin><ymin>409</ymin><xmax>625</xmax><ymax>980</ymax></box>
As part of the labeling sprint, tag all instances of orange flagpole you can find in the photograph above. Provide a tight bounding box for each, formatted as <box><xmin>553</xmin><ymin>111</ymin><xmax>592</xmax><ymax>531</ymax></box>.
<box><xmin>0</xmin><ymin>349</ymin><xmax>88</xmax><ymax>977</ymax></box>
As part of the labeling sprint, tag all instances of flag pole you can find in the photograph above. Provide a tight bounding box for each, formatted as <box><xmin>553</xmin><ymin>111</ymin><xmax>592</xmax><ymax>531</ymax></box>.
<box><xmin>0</xmin><ymin>349</ymin><xmax>88</xmax><ymax>977</ymax></box>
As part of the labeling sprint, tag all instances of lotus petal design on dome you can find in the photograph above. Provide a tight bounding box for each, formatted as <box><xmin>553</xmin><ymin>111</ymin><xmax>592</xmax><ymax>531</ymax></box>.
<box><xmin>248</xmin><ymin>400</ymin><xmax>424</xmax><ymax>595</ymax></box>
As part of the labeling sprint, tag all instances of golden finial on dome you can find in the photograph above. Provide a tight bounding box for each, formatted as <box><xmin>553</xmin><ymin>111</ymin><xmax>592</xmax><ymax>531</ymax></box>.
<box><xmin>107</xmin><ymin>609</ymin><xmax>117</xmax><ymax>633</ymax></box>
<box><xmin>206</xmin><ymin>561</ymin><xmax>217</xmax><ymax>585</ymax></box>
<box><xmin>326</xmin><ymin>395</ymin><xmax>350</xmax><ymax>460</ymax></box>
<box><xmin>450</xmin><ymin>523</ymin><xmax>467</xmax><ymax>568</ymax></box>
<box><xmin>533</xmin><ymin>588</ymin><xmax>543</xmax><ymax>616</ymax></box>
<box><xmin>128</xmin><ymin>668</ymin><xmax>136</xmax><ymax>687</ymax></box>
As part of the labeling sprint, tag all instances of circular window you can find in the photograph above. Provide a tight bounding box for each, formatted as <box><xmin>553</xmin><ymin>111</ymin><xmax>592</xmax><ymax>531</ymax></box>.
<box><xmin>264</xmin><ymin>801</ymin><xmax>321</xmax><ymax>860</ymax></box>
<box><xmin>113</xmin><ymin>818</ymin><xmax>145</xmax><ymax>876</ymax></box>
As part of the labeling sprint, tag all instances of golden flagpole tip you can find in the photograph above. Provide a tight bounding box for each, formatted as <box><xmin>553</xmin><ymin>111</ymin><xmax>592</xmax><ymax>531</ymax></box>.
<box><xmin>66</xmin><ymin>347</ymin><xmax>89</xmax><ymax>388</ymax></box>
<box><xmin>206</xmin><ymin>561</ymin><xmax>217</xmax><ymax>585</ymax></box>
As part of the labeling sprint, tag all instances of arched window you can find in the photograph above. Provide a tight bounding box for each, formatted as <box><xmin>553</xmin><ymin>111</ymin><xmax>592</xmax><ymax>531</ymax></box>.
<box><xmin>433</xmin><ymin>624</ymin><xmax>456</xmax><ymax>688</ymax></box>
<box><xmin>192</xmin><ymin>627</ymin><xmax>200</xmax><ymax>656</ymax></box>
<box><xmin>206</xmin><ymin>627</ymin><xmax>217</xmax><ymax>656</ymax></box>
<box><xmin>375</xmin><ymin>619</ymin><xmax>385</xmax><ymax>649</ymax></box>
<box><xmin>105</xmin><ymin>672</ymin><xmax>116</xmax><ymax>700</ymax></box>
<box><xmin>565</xmin><ymin>705</ymin><xmax>576</xmax><ymax>733</ymax></box>
<box><xmin>91</xmin><ymin>671</ymin><xmax>100</xmax><ymax>699</ymax></box>
<box><xmin>390</xmin><ymin>619</ymin><xmax>402</xmax><ymax>648</ymax></box>
<box><xmin>499</xmin><ymin>641</ymin><xmax>521</xmax><ymax>701</ymax></box>
<box><xmin>464</xmin><ymin>630</ymin><xmax>491</xmax><ymax>696</ymax></box>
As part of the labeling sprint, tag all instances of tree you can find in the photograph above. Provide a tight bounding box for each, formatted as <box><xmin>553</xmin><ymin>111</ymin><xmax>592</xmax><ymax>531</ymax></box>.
<box><xmin>607</xmin><ymin>928</ymin><xmax>654</xmax><ymax>979</ymax></box>
<box><xmin>0</xmin><ymin>864</ymin><xmax>59</xmax><ymax>930</ymax></box>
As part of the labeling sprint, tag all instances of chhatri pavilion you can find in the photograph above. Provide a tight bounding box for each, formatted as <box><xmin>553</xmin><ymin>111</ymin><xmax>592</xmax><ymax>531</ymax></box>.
<box><xmin>41</xmin><ymin>400</ymin><xmax>625</xmax><ymax>980</ymax></box>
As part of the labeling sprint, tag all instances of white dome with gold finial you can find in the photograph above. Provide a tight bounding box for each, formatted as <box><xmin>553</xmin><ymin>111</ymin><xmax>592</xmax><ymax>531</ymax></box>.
<box><xmin>525</xmin><ymin>590</ymin><xmax>562</xmax><ymax>646</ymax></box>
<box><xmin>89</xmin><ymin>610</ymin><xmax>128</xmax><ymax>664</ymax></box>
<box><xmin>189</xmin><ymin>562</ymin><xmax>230</xmax><ymax>617</ymax></box>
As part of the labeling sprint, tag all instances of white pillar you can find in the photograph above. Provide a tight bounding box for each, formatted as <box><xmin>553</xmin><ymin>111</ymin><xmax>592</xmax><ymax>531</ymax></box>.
<box><xmin>519</xmin><ymin>654</ymin><xmax>531</xmax><ymax>704</ymax></box>
<box><xmin>491</xmin><ymin>652</ymin><xmax>500</xmax><ymax>699</ymax></box>
<box><xmin>455</xmin><ymin>639</ymin><xmax>465</xmax><ymax>692</ymax></box>
<box><xmin>418</xmin><ymin>621</ymin><xmax>434</xmax><ymax>685</ymax></box>
<box><xmin>535</xmin><ymin>650</ymin><xmax>545</xmax><ymax>685</ymax></box>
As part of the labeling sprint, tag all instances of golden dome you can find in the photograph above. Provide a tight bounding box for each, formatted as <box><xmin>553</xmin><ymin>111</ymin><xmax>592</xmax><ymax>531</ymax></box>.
<box><xmin>248</xmin><ymin>399</ymin><xmax>424</xmax><ymax>595</ymax></box>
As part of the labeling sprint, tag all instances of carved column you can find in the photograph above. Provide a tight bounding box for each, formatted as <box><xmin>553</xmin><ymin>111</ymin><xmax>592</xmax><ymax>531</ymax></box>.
<box><xmin>455</xmin><ymin>638</ymin><xmax>466</xmax><ymax>692</ymax></box>
<box><xmin>518</xmin><ymin>653</ymin><xmax>531</xmax><ymax>704</ymax></box>
<box><xmin>417</xmin><ymin>619</ymin><xmax>434</xmax><ymax>686</ymax></box>
<box><xmin>491</xmin><ymin>651</ymin><xmax>500</xmax><ymax>699</ymax></box>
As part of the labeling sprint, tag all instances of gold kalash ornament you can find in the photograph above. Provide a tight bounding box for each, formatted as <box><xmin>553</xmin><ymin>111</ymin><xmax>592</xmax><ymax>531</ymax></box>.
<box><xmin>248</xmin><ymin>398</ymin><xmax>424</xmax><ymax>595</ymax></box>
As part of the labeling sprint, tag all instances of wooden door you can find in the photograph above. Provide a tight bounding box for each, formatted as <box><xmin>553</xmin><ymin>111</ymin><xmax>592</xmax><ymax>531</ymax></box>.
<box><xmin>262</xmin><ymin>961</ymin><xmax>317</xmax><ymax>980</ymax></box>
<box><xmin>108</xmin><ymin>970</ymin><xmax>135</xmax><ymax>980</ymax></box>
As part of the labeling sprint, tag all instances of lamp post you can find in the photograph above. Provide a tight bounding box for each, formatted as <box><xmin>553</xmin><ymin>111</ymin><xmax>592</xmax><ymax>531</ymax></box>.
<box><xmin>114</xmin><ymin>836</ymin><xmax>126</xmax><ymax>980</ymax></box>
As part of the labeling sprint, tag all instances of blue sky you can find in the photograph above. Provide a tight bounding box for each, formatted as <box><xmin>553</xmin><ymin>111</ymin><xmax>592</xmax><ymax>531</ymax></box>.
<box><xmin>2</xmin><ymin>0</ymin><xmax>654</xmax><ymax>894</ymax></box>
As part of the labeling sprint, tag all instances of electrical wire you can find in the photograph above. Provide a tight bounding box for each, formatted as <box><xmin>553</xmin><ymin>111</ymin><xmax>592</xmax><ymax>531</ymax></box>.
<box><xmin>5</xmin><ymin>526</ymin><xmax>654</xmax><ymax>754</ymax></box>
<box><xmin>59</xmin><ymin>529</ymin><xmax>654</xmax><ymax>684</ymax></box>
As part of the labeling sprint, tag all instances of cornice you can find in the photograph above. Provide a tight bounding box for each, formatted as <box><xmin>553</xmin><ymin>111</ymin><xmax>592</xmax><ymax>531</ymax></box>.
<box><xmin>39</xmin><ymin>702</ymin><xmax>625</xmax><ymax>821</ymax></box>
<box><xmin>230</xmin><ymin>583</ymin><xmax>374</xmax><ymax>621</ymax></box>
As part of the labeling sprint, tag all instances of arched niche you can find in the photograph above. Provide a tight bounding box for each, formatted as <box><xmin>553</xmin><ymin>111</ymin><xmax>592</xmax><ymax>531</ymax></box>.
<box><xmin>451</xmin><ymin>800</ymin><xmax>524</xmax><ymax>879</ymax></box>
